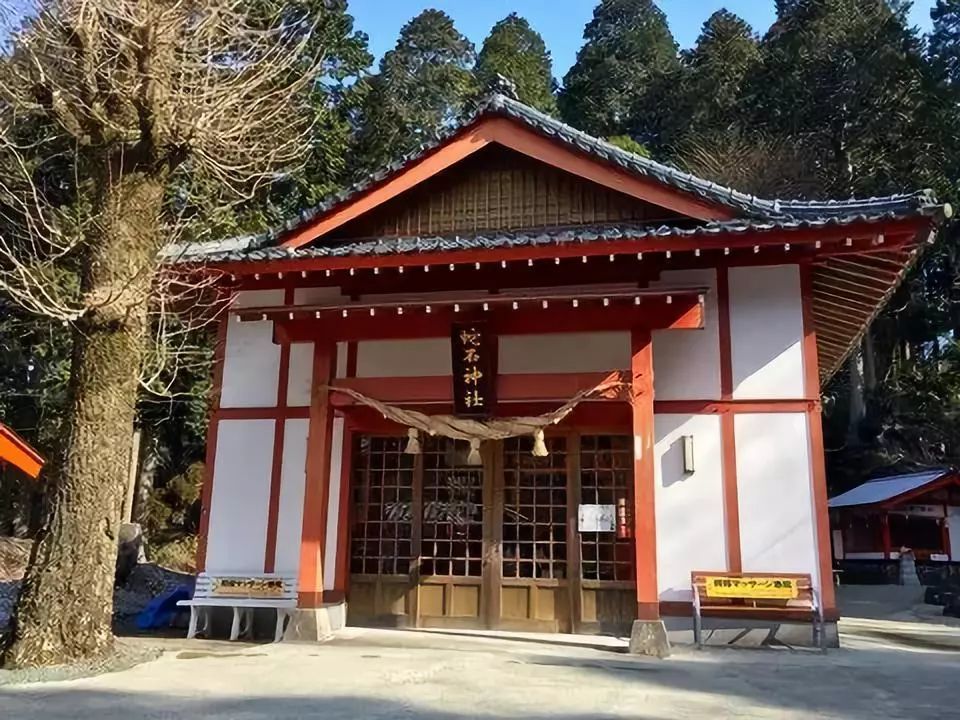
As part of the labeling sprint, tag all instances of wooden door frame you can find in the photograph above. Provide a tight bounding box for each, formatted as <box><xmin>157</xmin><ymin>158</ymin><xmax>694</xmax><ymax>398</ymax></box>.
<box><xmin>344</xmin><ymin>425</ymin><xmax>636</xmax><ymax>633</ymax></box>
<box><xmin>482</xmin><ymin>439</ymin><xmax>503</xmax><ymax>629</ymax></box>
<box><xmin>409</xmin><ymin>444</ymin><xmax>423</xmax><ymax>625</ymax></box>
<box><xmin>565</xmin><ymin>433</ymin><xmax>583</xmax><ymax>634</ymax></box>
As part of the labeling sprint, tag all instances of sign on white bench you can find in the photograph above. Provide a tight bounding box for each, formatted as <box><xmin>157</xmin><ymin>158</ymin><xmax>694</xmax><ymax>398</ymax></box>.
<box><xmin>177</xmin><ymin>573</ymin><xmax>298</xmax><ymax>642</ymax></box>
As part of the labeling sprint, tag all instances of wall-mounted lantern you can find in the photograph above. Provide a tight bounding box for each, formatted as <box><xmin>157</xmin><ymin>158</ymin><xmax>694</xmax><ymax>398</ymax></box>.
<box><xmin>682</xmin><ymin>435</ymin><xmax>695</xmax><ymax>474</ymax></box>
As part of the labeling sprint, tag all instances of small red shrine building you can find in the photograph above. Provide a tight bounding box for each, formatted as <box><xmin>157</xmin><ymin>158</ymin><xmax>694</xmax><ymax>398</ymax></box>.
<box><xmin>831</xmin><ymin>468</ymin><xmax>960</xmax><ymax>564</ymax></box>
<box><xmin>174</xmin><ymin>93</ymin><xmax>949</xmax><ymax>651</ymax></box>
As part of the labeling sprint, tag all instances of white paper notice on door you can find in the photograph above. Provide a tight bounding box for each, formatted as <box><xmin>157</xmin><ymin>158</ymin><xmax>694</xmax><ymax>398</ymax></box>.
<box><xmin>578</xmin><ymin>504</ymin><xmax>616</xmax><ymax>532</ymax></box>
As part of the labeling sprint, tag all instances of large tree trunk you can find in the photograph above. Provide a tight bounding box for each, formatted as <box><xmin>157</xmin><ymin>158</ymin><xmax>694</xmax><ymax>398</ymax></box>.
<box><xmin>3</xmin><ymin>172</ymin><xmax>164</xmax><ymax>668</ymax></box>
<box><xmin>847</xmin><ymin>348</ymin><xmax>865</xmax><ymax>446</ymax></box>
<box><xmin>862</xmin><ymin>332</ymin><xmax>877</xmax><ymax>395</ymax></box>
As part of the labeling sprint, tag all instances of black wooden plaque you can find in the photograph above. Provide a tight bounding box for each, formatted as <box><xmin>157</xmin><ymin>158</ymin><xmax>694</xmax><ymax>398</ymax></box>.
<box><xmin>451</xmin><ymin>322</ymin><xmax>495</xmax><ymax>417</ymax></box>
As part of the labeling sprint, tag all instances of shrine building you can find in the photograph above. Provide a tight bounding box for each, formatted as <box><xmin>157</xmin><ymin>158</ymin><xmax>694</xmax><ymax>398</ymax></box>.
<box><xmin>174</xmin><ymin>93</ymin><xmax>949</xmax><ymax>652</ymax></box>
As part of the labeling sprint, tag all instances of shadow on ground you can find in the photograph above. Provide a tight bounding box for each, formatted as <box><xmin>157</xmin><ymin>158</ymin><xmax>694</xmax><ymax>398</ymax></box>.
<box><xmin>0</xmin><ymin>692</ymin><xmax>637</xmax><ymax>720</ymax></box>
<box><xmin>512</xmin><ymin>646</ymin><xmax>956</xmax><ymax>720</ymax></box>
<box><xmin>2</xmin><ymin>630</ymin><xmax>958</xmax><ymax>719</ymax></box>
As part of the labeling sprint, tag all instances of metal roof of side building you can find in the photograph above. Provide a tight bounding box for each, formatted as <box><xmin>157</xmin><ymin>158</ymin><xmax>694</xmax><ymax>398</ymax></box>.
<box><xmin>828</xmin><ymin>468</ymin><xmax>955</xmax><ymax>508</ymax></box>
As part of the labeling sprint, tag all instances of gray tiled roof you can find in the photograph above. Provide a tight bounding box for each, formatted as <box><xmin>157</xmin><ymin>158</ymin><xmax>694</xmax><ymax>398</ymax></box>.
<box><xmin>168</xmin><ymin>208</ymin><xmax>942</xmax><ymax>265</ymax></box>
<box><xmin>167</xmin><ymin>92</ymin><xmax>947</xmax><ymax>264</ymax></box>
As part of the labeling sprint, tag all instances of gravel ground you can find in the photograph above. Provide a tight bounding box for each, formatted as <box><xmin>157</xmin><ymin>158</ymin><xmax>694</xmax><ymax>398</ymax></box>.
<box><xmin>1</xmin><ymin>627</ymin><xmax>957</xmax><ymax>719</ymax></box>
<box><xmin>0</xmin><ymin>638</ymin><xmax>161</xmax><ymax>688</ymax></box>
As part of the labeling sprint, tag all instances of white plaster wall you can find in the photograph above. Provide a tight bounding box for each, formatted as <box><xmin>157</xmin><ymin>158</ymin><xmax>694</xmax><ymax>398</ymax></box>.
<box><xmin>273</xmin><ymin>419</ymin><xmax>309</xmax><ymax>575</ymax></box>
<box><xmin>221</xmin><ymin>319</ymin><xmax>281</xmax><ymax>408</ymax></box>
<box><xmin>221</xmin><ymin>291</ymin><xmax>284</xmax><ymax>409</ymax></box>
<box><xmin>233</xmin><ymin>289</ymin><xmax>285</xmax><ymax>309</ymax></box>
<box><xmin>654</xmin><ymin>413</ymin><xmax>727</xmax><ymax>601</ymax></box>
<box><xmin>287</xmin><ymin>344</ymin><xmax>314</xmax><ymax>407</ymax></box>
<box><xmin>651</xmin><ymin>269</ymin><xmax>721</xmax><ymax>400</ymax></box>
<box><xmin>948</xmin><ymin>507</ymin><xmax>960</xmax><ymax>560</ymax></box>
<box><xmin>498</xmin><ymin>332</ymin><xmax>630</xmax><ymax>374</ymax></box>
<box><xmin>324</xmin><ymin>417</ymin><xmax>345</xmax><ymax>590</ymax></box>
<box><xmin>206</xmin><ymin>419</ymin><xmax>274</xmax><ymax>573</ymax></box>
<box><xmin>729</xmin><ymin>265</ymin><xmax>805</xmax><ymax>399</ymax></box>
<box><xmin>356</xmin><ymin>338</ymin><xmax>451</xmax><ymax>377</ymax></box>
<box><xmin>295</xmin><ymin>286</ymin><xmax>344</xmax><ymax>305</ymax></box>
<box><xmin>735</xmin><ymin>413</ymin><xmax>820</xmax><ymax>587</ymax></box>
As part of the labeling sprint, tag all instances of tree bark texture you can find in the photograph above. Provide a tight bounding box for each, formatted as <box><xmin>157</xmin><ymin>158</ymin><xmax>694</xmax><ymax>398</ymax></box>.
<box><xmin>847</xmin><ymin>348</ymin><xmax>865</xmax><ymax>446</ymax></box>
<box><xmin>3</xmin><ymin>173</ymin><xmax>164</xmax><ymax>668</ymax></box>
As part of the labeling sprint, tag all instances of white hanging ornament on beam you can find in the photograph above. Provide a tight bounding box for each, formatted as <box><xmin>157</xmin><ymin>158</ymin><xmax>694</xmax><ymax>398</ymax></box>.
<box><xmin>467</xmin><ymin>438</ymin><xmax>482</xmax><ymax>466</ymax></box>
<box><xmin>404</xmin><ymin>428</ymin><xmax>421</xmax><ymax>455</ymax></box>
<box><xmin>532</xmin><ymin>429</ymin><xmax>549</xmax><ymax>458</ymax></box>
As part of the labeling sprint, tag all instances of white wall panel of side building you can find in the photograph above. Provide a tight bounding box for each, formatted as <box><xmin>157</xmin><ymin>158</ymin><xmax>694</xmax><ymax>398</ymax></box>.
<box><xmin>221</xmin><ymin>290</ymin><xmax>283</xmax><ymax>408</ymax></box>
<box><xmin>274</xmin><ymin>419</ymin><xmax>309</xmax><ymax>575</ymax></box>
<box><xmin>651</xmin><ymin>269</ymin><xmax>721</xmax><ymax>400</ymax></box>
<box><xmin>498</xmin><ymin>332</ymin><xmax>630</xmax><ymax>374</ymax></box>
<box><xmin>654</xmin><ymin>413</ymin><xmax>727</xmax><ymax>601</ymax></box>
<box><xmin>735</xmin><ymin>412</ymin><xmax>820</xmax><ymax>588</ymax></box>
<box><xmin>356</xmin><ymin>338</ymin><xmax>451</xmax><ymax>377</ymax></box>
<box><xmin>205</xmin><ymin>419</ymin><xmax>274</xmax><ymax>573</ymax></box>
<box><xmin>949</xmin><ymin>507</ymin><xmax>960</xmax><ymax>560</ymax></box>
<box><xmin>729</xmin><ymin>265</ymin><xmax>805</xmax><ymax>399</ymax></box>
<box><xmin>286</xmin><ymin>343</ymin><xmax>314</xmax><ymax>407</ymax></box>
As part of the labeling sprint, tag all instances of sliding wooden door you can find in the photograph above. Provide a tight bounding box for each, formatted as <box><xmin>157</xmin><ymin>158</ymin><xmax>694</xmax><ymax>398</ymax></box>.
<box><xmin>346</xmin><ymin>432</ymin><xmax>635</xmax><ymax>634</ymax></box>
<box><xmin>496</xmin><ymin>436</ymin><xmax>572</xmax><ymax>632</ymax></box>
<box><xmin>346</xmin><ymin>436</ymin><xmax>416</xmax><ymax>626</ymax></box>
<box><xmin>416</xmin><ymin>437</ymin><xmax>485</xmax><ymax>628</ymax></box>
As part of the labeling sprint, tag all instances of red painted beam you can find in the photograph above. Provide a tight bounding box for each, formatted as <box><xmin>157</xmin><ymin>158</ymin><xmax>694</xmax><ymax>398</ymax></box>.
<box><xmin>273</xmin><ymin>299</ymin><xmax>703</xmax><ymax>343</ymax></box>
<box><xmin>330</xmin><ymin>372</ymin><xmax>625</xmax><ymax>407</ymax></box>
<box><xmin>204</xmin><ymin>220</ymin><xmax>926</xmax><ymax>278</ymax></box>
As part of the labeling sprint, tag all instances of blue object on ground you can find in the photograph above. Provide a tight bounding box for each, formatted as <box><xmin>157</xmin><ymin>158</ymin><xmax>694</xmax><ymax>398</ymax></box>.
<box><xmin>136</xmin><ymin>585</ymin><xmax>192</xmax><ymax>630</ymax></box>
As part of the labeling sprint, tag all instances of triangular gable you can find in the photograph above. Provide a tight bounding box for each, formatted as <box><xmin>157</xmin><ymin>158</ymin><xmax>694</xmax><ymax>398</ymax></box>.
<box><xmin>282</xmin><ymin>114</ymin><xmax>738</xmax><ymax>250</ymax></box>
<box><xmin>327</xmin><ymin>146</ymin><xmax>688</xmax><ymax>240</ymax></box>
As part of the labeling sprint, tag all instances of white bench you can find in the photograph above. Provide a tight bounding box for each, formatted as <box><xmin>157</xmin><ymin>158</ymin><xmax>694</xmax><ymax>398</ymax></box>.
<box><xmin>177</xmin><ymin>573</ymin><xmax>297</xmax><ymax>642</ymax></box>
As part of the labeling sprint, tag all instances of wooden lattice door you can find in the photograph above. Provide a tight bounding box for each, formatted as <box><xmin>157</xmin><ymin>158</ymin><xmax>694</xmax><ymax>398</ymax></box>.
<box><xmin>347</xmin><ymin>436</ymin><xmax>416</xmax><ymax>626</ymax></box>
<box><xmin>347</xmin><ymin>434</ymin><xmax>488</xmax><ymax>629</ymax></box>
<box><xmin>495</xmin><ymin>436</ymin><xmax>572</xmax><ymax>632</ymax></box>
<box><xmin>346</xmin><ymin>432</ymin><xmax>635</xmax><ymax>634</ymax></box>
<box><xmin>415</xmin><ymin>436</ymin><xmax>486</xmax><ymax>629</ymax></box>
<box><xmin>577</xmin><ymin>435</ymin><xmax>636</xmax><ymax>634</ymax></box>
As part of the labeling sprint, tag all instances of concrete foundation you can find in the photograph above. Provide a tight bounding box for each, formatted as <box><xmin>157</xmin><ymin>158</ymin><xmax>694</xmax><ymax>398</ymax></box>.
<box><xmin>628</xmin><ymin>619</ymin><xmax>671</xmax><ymax>658</ymax></box>
<box><xmin>283</xmin><ymin>602</ymin><xmax>347</xmax><ymax>643</ymax></box>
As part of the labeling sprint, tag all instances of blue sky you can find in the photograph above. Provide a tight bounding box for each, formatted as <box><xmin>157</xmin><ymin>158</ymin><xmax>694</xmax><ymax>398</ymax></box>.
<box><xmin>349</xmin><ymin>0</ymin><xmax>939</xmax><ymax>78</ymax></box>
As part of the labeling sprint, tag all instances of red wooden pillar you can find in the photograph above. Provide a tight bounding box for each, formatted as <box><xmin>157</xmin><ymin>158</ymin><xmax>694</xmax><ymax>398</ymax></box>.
<box><xmin>264</xmin><ymin>289</ymin><xmax>295</xmax><ymax>573</ymax></box>
<box><xmin>298</xmin><ymin>341</ymin><xmax>336</xmax><ymax>607</ymax></box>
<box><xmin>716</xmin><ymin>266</ymin><xmax>742</xmax><ymax>573</ymax></box>
<box><xmin>630</xmin><ymin>328</ymin><xmax>659</xmax><ymax>620</ymax></box>
<box><xmin>799</xmin><ymin>264</ymin><xmax>838</xmax><ymax>618</ymax></box>
<box><xmin>881</xmin><ymin>513</ymin><xmax>892</xmax><ymax>560</ymax></box>
<box><xmin>196</xmin><ymin>314</ymin><xmax>228</xmax><ymax>572</ymax></box>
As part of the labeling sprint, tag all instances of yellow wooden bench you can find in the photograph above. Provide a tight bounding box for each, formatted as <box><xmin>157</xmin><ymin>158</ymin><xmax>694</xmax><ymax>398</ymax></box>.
<box><xmin>691</xmin><ymin>571</ymin><xmax>825</xmax><ymax>650</ymax></box>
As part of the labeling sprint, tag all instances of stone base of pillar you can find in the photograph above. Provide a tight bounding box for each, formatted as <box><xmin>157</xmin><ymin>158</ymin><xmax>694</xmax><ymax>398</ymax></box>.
<box><xmin>628</xmin><ymin>618</ymin><xmax>671</xmax><ymax>658</ymax></box>
<box><xmin>283</xmin><ymin>602</ymin><xmax>347</xmax><ymax>643</ymax></box>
